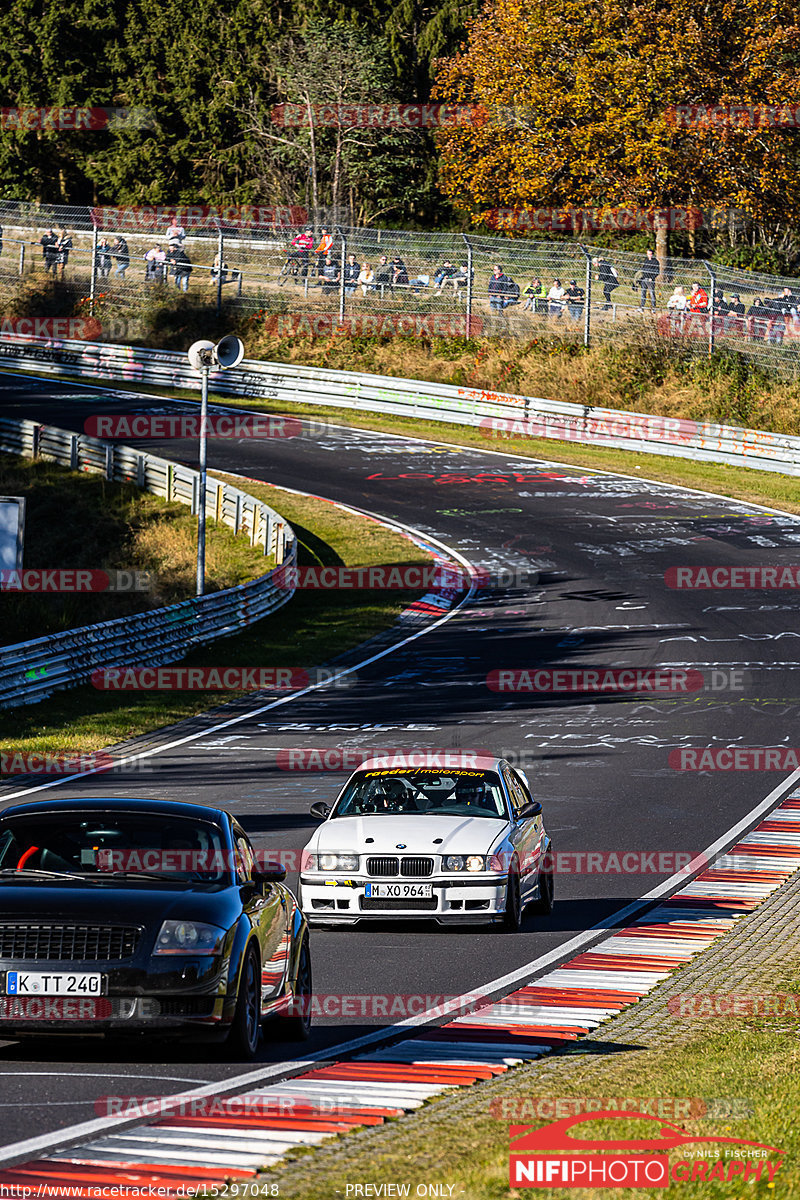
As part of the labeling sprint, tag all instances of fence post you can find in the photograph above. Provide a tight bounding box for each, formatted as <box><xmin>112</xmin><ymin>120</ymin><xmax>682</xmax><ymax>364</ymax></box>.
<box><xmin>461</xmin><ymin>233</ymin><xmax>474</xmax><ymax>333</ymax></box>
<box><xmin>705</xmin><ymin>263</ymin><xmax>716</xmax><ymax>358</ymax></box>
<box><xmin>18</xmin><ymin>242</ymin><xmax>25</xmax><ymax>276</ymax></box>
<box><xmin>216</xmin><ymin>226</ymin><xmax>224</xmax><ymax>318</ymax></box>
<box><xmin>89</xmin><ymin>225</ymin><xmax>98</xmax><ymax>315</ymax></box>
<box><xmin>579</xmin><ymin>244</ymin><xmax>592</xmax><ymax>348</ymax></box>
<box><xmin>337</xmin><ymin>225</ymin><xmax>346</xmax><ymax>322</ymax></box>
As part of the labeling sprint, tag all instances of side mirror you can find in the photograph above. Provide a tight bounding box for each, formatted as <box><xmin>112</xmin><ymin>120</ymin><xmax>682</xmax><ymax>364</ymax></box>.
<box><xmin>253</xmin><ymin>862</ymin><xmax>286</xmax><ymax>884</ymax></box>
<box><xmin>310</xmin><ymin>802</ymin><xmax>331</xmax><ymax>820</ymax></box>
<box><xmin>518</xmin><ymin>800</ymin><xmax>542</xmax><ymax>820</ymax></box>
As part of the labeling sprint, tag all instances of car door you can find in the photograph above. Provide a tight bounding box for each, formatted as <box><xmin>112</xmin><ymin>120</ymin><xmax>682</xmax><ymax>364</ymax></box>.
<box><xmin>232</xmin><ymin>824</ymin><xmax>288</xmax><ymax>1005</ymax></box>
<box><xmin>500</xmin><ymin>765</ymin><xmax>543</xmax><ymax>901</ymax></box>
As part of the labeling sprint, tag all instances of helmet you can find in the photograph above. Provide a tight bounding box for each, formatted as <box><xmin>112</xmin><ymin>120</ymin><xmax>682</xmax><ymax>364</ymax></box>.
<box><xmin>455</xmin><ymin>777</ymin><xmax>489</xmax><ymax>808</ymax></box>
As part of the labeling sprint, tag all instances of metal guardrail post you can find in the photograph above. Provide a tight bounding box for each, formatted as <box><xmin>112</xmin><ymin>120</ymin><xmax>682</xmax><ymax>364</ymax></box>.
<box><xmin>89</xmin><ymin>225</ymin><xmax>98</xmax><ymax>315</ymax></box>
<box><xmin>461</xmin><ymin>233</ymin><xmax>474</xmax><ymax>332</ymax></box>
<box><xmin>705</xmin><ymin>263</ymin><xmax>717</xmax><ymax>358</ymax></box>
<box><xmin>579</xmin><ymin>244</ymin><xmax>592</xmax><ymax>348</ymax></box>
<box><xmin>337</xmin><ymin>225</ymin><xmax>346</xmax><ymax>323</ymax></box>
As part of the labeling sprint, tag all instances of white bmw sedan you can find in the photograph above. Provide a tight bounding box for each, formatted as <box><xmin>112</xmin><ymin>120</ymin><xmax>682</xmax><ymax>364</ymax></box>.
<box><xmin>298</xmin><ymin>755</ymin><xmax>553</xmax><ymax>929</ymax></box>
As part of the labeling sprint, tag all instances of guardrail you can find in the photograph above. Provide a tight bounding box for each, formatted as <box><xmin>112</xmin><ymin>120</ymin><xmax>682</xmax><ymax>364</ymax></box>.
<box><xmin>2</xmin><ymin>332</ymin><xmax>800</xmax><ymax>476</ymax></box>
<box><xmin>0</xmin><ymin>413</ymin><xmax>296</xmax><ymax>709</ymax></box>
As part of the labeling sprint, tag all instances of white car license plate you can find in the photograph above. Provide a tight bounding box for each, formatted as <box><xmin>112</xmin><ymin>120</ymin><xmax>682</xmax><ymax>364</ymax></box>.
<box><xmin>365</xmin><ymin>883</ymin><xmax>433</xmax><ymax>898</ymax></box>
<box><xmin>5</xmin><ymin>971</ymin><xmax>104</xmax><ymax>997</ymax></box>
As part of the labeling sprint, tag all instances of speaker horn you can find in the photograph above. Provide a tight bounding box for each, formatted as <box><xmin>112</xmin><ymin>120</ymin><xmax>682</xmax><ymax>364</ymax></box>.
<box><xmin>187</xmin><ymin>339</ymin><xmax>215</xmax><ymax>371</ymax></box>
<box><xmin>215</xmin><ymin>334</ymin><xmax>245</xmax><ymax>369</ymax></box>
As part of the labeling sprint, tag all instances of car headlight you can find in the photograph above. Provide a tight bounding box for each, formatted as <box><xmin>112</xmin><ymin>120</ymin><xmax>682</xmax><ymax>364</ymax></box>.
<box><xmin>443</xmin><ymin>855</ymin><xmax>490</xmax><ymax>872</ymax></box>
<box><xmin>307</xmin><ymin>853</ymin><xmax>359</xmax><ymax>872</ymax></box>
<box><xmin>153</xmin><ymin>919</ymin><xmax>227</xmax><ymax>955</ymax></box>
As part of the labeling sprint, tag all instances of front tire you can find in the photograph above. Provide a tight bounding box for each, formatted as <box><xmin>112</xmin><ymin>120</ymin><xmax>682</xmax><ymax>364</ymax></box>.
<box><xmin>503</xmin><ymin>860</ymin><xmax>523</xmax><ymax>932</ymax></box>
<box><xmin>225</xmin><ymin>945</ymin><xmax>261</xmax><ymax>1060</ymax></box>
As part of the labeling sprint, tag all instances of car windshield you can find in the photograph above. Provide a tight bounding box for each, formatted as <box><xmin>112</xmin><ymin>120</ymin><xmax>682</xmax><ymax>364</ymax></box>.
<box><xmin>333</xmin><ymin>770</ymin><xmax>507</xmax><ymax>819</ymax></box>
<box><xmin>0</xmin><ymin>811</ymin><xmax>229</xmax><ymax>884</ymax></box>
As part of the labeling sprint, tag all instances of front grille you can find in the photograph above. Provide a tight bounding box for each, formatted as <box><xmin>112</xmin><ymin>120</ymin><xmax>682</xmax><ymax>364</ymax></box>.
<box><xmin>0</xmin><ymin>924</ymin><xmax>141</xmax><ymax>961</ymax></box>
<box><xmin>360</xmin><ymin>897</ymin><xmax>437</xmax><ymax>911</ymax></box>
<box><xmin>366</xmin><ymin>856</ymin><xmax>434</xmax><ymax>878</ymax></box>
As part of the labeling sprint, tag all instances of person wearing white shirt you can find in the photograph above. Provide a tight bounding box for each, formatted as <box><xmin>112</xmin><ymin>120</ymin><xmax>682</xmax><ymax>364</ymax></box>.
<box><xmin>547</xmin><ymin>278</ymin><xmax>566</xmax><ymax>316</ymax></box>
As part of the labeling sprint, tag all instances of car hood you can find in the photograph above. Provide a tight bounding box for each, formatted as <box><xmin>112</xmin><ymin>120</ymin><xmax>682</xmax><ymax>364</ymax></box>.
<box><xmin>0</xmin><ymin>881</ymin><xmax>239</xmax><ymax>928</ymax></box>
<box><xmin>308</xmin><ymin>814</ymin><xmax>509</xmax><ymax>856</ymax></box>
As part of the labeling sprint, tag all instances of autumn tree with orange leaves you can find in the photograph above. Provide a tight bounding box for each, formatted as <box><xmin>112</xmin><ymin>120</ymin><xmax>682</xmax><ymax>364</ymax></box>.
<box><xmin>433</xmin><ymin>0</ymin><xmax>800</xmax><ymax>261</ymax></box>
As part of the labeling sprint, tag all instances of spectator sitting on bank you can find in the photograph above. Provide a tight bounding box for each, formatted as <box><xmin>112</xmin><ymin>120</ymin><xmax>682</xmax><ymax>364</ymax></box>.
<box><xmin>111</xmin><ymin>235</ymin><xmax>130</xmax><ymax>278</ymax></box>
<box><xmin>171</xmin><ymin>246</ymin><xmax>192</xmax><ymax>292</ymax></box>
<box><xmin>409</xmin><ymin>270</ymin><xmax>431</xmax><ymax>293</ymax></box>
<box><xmin>39</xmin><ymin>227</ymin><xmax>58</xmax><ymax>274</ymax></box>
<box><xmin>523</xmin><ymin>277</ymin><xmax>544</xmax><ymax>311</ymax></box>
<box><xmin>547</xmin><ymin>277</ymin><xmax>566</xmax><ymax>316</ymax></box>
<box><xmin>96</xmin><ymin>237</ymin><xmax>112</xmax><ymax>279</ymax></box>
<box><xmin>434</xmin><ymin>260</ymin><xmax>457</xmax><ymax>289</ymax></box>
<box><xmin>689</xmin><ymin>282</ymin><xmax>709</xmax><ymax>312</ymax></box>
<box><xmin>592</xmin><ymin>256</ymin><xmax>620</xmax><ymax>310</ymax></box>
<box><xmin>145</xmin><ymin>244</ymin><xmax>167</xmax><ymax>280</ymax></box>
<box><xmin>375</xmin><ymin>255</ymin><xmax>393</xmax><ymax>293</ymax></box>
<box><xmin>358</xmin><ymin>262</ymin><xmax>376</xmax><ymax>295</ymax></box>
<box><xmin>636</xmin><ymin>247</ymin><xmax>660</xmax><ymax>311</ymax></box>
<box><xmin>210</xmin><ymin>252</ymin><xmax>229</xmax><ymax>285</ymax></box>
<box><xmin>54</xmin><ymin>227</ymin><xmax>72</xmax><ymax>280</ymax></box>
<box><xmin>343</xmin><ymin>253</ymin><xmax>360</xmax><ymax>295</ymax></box>
<box><xmin>165</xmin><ymin>216</ymin><xmax>185</xmax><ymax>251</ymax></box>
<box><xmin>565</xmin><ymin>278</ymin><xmax>585</xmax><ymax>319</ymax></box>
<box><xmin>320</xmin><ymin>253</ymin><xmax>340</xmax><ymax>293</ymax></box>
<box><xmin>773</xmin><ymin>286</ymin><xmax>798</xmax><ymax>317</ymax></box>
<box><xmin>667</xmin><ymin>285</ymin><xmax>687</xmax><ymax>311</ymax></box>
<box><xmin>488</xmin><ymin>264</ymin><xmax>517</xmax><ymax>312</ymax></box>
<box><xmin>391</xmin><ymin>256</ymin><xmax>409</xmax><ymax>286</ymax></box>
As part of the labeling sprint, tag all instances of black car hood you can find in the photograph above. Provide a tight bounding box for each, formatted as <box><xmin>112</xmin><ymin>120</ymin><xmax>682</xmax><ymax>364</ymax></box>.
<box><xmin>0</xmin><ymin>881</ymin><xmax>241</xmax><ymax>929</ymax></box>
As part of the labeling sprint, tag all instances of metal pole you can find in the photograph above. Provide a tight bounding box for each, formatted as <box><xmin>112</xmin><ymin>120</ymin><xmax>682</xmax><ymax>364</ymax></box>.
<box><xmin>18</xmin><ymin>242</ymin><xmax>24</xmax><ymax>276</ymax></box>
<box><xmin>337</xmin><ymin>226</ymin><xmax>346</xmax><ymax>322</ymax></box>
<box><xmin>196</xmin><ymin>364</ymin><xmax>209</xmax><ymax>596</ymax></box>
<box><xmin>461</xmin><ymin>233</ymin><xmax>473</xmax><ymax>333</ymax></box>
<box><xmin>580</xmin><ymin>244</ymin><xmax>592</xmax><ymax>348</ymax></box>
<box><xmin>705</xmin><ymin>264</ymin><xmax>716</xmax><ymax>358</ymax></box>
<box><xmin>216</xmin><ymin>228</ymin><xmax>224</xmax><ymax>318</ymax></box>
<box><xmin>89</xmin><ymin>225</ymin><xmax>98</xmax><ymax>315</ymax></box>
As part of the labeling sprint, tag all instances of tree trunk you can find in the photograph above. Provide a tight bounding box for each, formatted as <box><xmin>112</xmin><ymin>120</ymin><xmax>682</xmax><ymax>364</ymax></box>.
<box><xmin>654</xmin><ymin>212</ymin><xmax>670</xmax><ymax>283</ymax></box>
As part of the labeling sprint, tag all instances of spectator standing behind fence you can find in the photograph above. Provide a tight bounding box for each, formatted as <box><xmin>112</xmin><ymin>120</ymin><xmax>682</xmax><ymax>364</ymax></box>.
<box><xmin>375</xmin><ymin>255</ymin><xmax>393</xmax><ymax>294</ymax></box>
<box><xmin>211</xmin><ymin>252</ymin><xmax>230</xmax><ymax>286</ymax></box>
<box><xmin>636</xmin><ymin>248</ymin><xmax>660</xmax><ymax>311</ymax></box>
<box><xmin>523</xmin><ymin>276</ymin><xmax>544</xmax><ymax>312</ymax></box>
<box><xmin>689</xmin><ymin>282</ymin><xmax>708</xmax><ymax>312</ymax></box>
<box><xmin>39</xmin><ymin>228</ymin><xmax>58</xmax><ymax>274</ymax></box>
<box><xmin>145</xmin><ymin>245</ymin><xmax>167</xmax><ymax>281</ymax></box>
<box><xmin>592</xmin><ymin>256</ymin><xmax>619</xmax><ymax>310</ymax></box>
<box><xmin>96</xmin><ymin>237</ymin><xmax>112</xmax><ymax>279</ymax></box>
<box><xmin>358</xmin><ymin>262</ymin><xmax>375</xmax><ymax>295</ymax></box>
<box><xmin>315</xmin><ymin>228</ymin><xmax>333</xmax><ymax>275</ymax></box>
<box><xmin>320</xmin><ymin>253</ymin><xmax>340</xmax><ymax>293</ymax></box>
<box><xmin>171</xmin><ymin>246</ymin><xmax>192</xmax><ymax>291</ymax></box>
<box><xmin>565</xmin><ymin>278</ymin><xmax>584</xmax><ymax>320</ymax></box>
<box><xmin>166</xmin><ymin>217</ymin><xmax>185</xmax><ymax>251</ymax></box>
<box><xmin>112</xmin><ymin>235</ymin><xmax>130</xmax><ymax>278</ymax></box>
<box><xmin>488</xmin><ymin>264</ymin><xmax>517</xmax><ymax>312</ymax></box>
<box><xmin>54</xmin><ymin>227</ymin><xmax>72</xmax><ymax>280</ymax></box>
<box><xmin>343</xmin><ymin>253</ymin><xmax>360</xmax><ymax>295</ymax></box>
<box><xmin>289</xmin><ymin>227</ymin><xmax>314</xmax><ymax>276</ymax></box>
<box><xmin>547</xmin><ymin>278</ymin><xmax>566</xmax><ymax>316</ymax></box>
<box><xmin>725</xmin><ymin>294</ymin><xmax>745</xmax><ymax>332</ymax></box>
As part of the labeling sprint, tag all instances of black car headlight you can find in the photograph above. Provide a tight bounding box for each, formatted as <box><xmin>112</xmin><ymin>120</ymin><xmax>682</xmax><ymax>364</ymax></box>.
<box><xmin>306</xmin><ymin>853</ymin><xmax>359</xmax><ymax>872</ymax></box>
<box><xmin>153</xmin><ymin>920</ymin><xmax>227</xmax><ymax>955</ymax></box>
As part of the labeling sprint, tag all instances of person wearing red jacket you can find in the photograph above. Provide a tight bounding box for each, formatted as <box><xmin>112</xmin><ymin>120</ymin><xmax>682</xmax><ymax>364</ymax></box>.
<box><xmin>288</xmin><ymin>227</ymin><xmax>314</xmax><ymax>276</ymax></box>
<box><xmin>689</xmin><ymin>282</ymin><xmax>709</xmax><ymax>312</ymax></box>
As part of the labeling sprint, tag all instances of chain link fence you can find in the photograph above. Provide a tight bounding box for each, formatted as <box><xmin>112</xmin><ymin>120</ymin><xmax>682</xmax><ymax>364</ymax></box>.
<box><xmin>2</xmin><ymin>199</ymin><xmax>800</xmax><ymax>378</ymax></box>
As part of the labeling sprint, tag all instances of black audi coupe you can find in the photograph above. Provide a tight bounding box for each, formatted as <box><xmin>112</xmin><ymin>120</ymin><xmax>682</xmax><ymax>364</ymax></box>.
<box><xmin>0</xmin><ymin>797</ymin><xmax>311</xmax><ymax>1058</ymax></box>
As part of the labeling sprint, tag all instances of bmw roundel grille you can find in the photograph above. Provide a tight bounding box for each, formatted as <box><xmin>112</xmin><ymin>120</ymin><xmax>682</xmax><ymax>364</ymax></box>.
<box><xmin>366</xmin><ymin>856</ymin><xmax>433</xmax><ymax>878</ymax></box>
<box><xmin>0</xmin><ymin>924</ymin><xmax>142</xmax><ymax>961</ymax></box>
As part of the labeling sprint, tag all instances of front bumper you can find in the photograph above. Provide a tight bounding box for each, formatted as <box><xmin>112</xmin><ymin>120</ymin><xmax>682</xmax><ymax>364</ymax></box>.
<box><xmin>299</xmin><ymin>875</ymin><xmax>509</xmax><ymax>924</ymax></box>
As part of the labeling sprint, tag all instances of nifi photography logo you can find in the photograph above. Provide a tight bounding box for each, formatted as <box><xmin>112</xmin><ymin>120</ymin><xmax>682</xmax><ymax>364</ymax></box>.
<box><xmin>508</xmin><ymin>1111</ymin><xmax>785</xmax><ymax>1189</ymax></box>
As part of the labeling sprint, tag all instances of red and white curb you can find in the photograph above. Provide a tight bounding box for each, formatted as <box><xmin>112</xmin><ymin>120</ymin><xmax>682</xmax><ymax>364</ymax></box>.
<box><xmin>3</xmin><ymin>794</ymin><xmax>800</xmax><ymax>1191</ymax></box>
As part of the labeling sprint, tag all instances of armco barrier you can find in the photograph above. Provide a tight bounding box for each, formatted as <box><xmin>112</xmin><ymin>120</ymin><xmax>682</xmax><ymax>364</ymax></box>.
<box><xmin>0</xmin><ymin>414</ymin><xmax>296</xmax><ymax>709</ymax></box>
<box><xmin>1</xmin><ymin>332</ymin><xmax>800</xmax><ymax>475</ymax></box>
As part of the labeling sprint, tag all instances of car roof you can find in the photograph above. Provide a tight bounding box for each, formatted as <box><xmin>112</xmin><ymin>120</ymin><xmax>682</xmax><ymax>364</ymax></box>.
<box><xmin>0</xmin><ymin>797</ymin><xmax>229</xmax><ymax>823</ymax></box>
<box><xmin>357</xmin><ymin>754</ymin><xmax>504</xmax><ymax>773</ymax></box>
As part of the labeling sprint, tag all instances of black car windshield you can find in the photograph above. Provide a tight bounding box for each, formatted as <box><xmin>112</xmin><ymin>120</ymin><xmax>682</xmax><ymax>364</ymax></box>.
<box><xmin>333</xmin><ymin>769</ymin><xmax>507</xmax><ymax>818</ymax></box>
<box><xmin>0</xmin><ymin>811</ymin><xmax>229</xmax><ymax>883</ymax></box>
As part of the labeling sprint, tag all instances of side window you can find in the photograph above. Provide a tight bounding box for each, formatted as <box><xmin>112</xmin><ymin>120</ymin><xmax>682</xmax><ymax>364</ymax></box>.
<box><xmin>501</xmin><ymin>766</ymin><xmax>528</xmax><ymax>817</ymax></box>
<box><xmin>233</xmin><ymin>831</ymin><xmax>255</xmax><ymax>883</ymax></box>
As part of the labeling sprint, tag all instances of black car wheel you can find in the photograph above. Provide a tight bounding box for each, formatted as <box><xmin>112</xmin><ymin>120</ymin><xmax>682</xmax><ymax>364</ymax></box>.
<box><xmin>272</xmin><ymin>935</ymin><xmax>312</xmax><ymax>1041</ymax></box>
<box><xmin>530</xmin><ymin>857</ymin><xmax>554</xmax><ymax>916</ymax></box>
<box><xmin>502</xmin><ymin>859</ymin><xmax>523</xmax><ymax>932</ymax></box>
<box><xmin>225</xmin><ymin>945</ymin><xmax>261</xmax><ymax>1060</ymax></box>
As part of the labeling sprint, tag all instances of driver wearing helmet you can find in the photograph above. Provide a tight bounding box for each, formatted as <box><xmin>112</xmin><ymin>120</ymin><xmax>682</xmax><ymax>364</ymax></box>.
<box><xmin>454</xmin><ymin>777</ymin><xmax>495</xmax><ymax>812</ymax></box>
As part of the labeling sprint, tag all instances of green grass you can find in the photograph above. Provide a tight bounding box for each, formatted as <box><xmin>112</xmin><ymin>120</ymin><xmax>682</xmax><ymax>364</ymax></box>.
<box><xmin>0</xmin><ymin>479</ymin><xmax>428</xmax><ymax>760</ymax></box>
